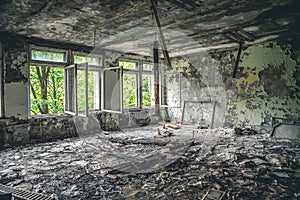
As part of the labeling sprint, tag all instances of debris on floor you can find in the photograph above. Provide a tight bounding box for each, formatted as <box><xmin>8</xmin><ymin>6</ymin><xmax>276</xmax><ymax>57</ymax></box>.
<box><xmin>157</xmin><ymin>128</ymin><xmax>173</xmax><ymax>137</ymax></box>
<box><xmin>234</xmin><ymin>127</ymin><xmax>258</xmax><ymax>135</ymax></box>
<box><xmin>160</xmin><ymin>119</ymin><xmax>182</xmax><ymax>129</ymax></box>
<box><xmin>0</xmin><ymin>126</ymin><xmax>299</xmax><ymax>199</ymax></box>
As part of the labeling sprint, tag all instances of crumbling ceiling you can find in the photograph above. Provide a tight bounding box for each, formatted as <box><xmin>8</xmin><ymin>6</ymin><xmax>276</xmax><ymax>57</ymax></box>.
<box><xmin>0</xmin><ymin>0</ymin><xmax>299</xmax><ymax>56</ymax></box>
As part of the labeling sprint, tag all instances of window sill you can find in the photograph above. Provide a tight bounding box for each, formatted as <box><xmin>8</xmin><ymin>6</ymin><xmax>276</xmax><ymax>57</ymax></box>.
<box><xmin>29</xmin><ymin>113</ymin><xmax>72</xmax><ymax>119</ymax></box>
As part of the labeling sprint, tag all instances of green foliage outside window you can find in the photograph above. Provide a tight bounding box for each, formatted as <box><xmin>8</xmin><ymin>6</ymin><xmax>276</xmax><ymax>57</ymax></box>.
<box><xmin>30</xmin><ymin>66</ymin><xmax>64</xmax><ymax>115</ymax></box>
<box><xmin>123</xmin><ymin>74</ymin><xmax>137</xmax><ymax>107</ymax></box>
<box><xmin>119</xmin><ymin>61</ymin><xmax>137</xmax><ymax>69</ymax></box>
<box><xmin>31</xmin><ymin>49</ymin><xmax>65</xmax><ymax>62</ymax></box>
<box><xmin>120</xmin><ymin>60</ymin><xmax>154</xmax><ymax>108</ymax></box>
<box><xmin>77</xmin><ymin>71</ymin><xmax>97</xmax><ymax>111</ymax></box>
<box><xmin>30</xmin><ymin>50</ymin><xmax>102</xmax><ymax>115</ymax></box>
<box><xmin>142</xmin><ymin>75</ymin><xmax>154</xmax><ymax>106</ymax></box>
<box><xmin>74</xmin><ymin>55</ymin><xmax>100</xmax><ymax>65</ymax></box>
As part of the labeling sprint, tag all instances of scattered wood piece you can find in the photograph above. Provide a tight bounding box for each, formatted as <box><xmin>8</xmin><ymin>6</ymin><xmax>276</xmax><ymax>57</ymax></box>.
<box><xmin>201</xmin><ymin>188</ymin><xmax>211</xmax><ymax>200</ymax></box>
<box><xmin>159</xmin><ymin>121</ymin><xmax>181</xmax><ymax>129</ymax></box>
<box><xmin>106</xmin><ymin>174</ymin><xmax>117</xmax><ymax>179</ymax></box>
<box><xmin>157</xmin><ymin>128</ymin><xmax>173</xmax><ymax>137</ymax></box>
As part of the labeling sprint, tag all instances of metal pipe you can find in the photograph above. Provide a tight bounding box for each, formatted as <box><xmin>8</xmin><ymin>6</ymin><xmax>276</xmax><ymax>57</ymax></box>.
<box><xmin>148</xmin><ymin>0</ymin><xmax>172</xmax><ymax>70</ymax></box>
<box><xmin>233</xmin><ymin>42</ymin><xmax>243</xmax><ymax>78</ymax></box>
<box><xmin>153</xmin><ymin>41</ymin><xmax>160</xmax><ymax>115</ymax></box>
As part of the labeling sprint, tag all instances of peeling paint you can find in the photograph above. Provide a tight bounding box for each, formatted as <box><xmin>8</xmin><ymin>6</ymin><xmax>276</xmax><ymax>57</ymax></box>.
<box><xmin>11</xmin><ymin>52</ymin><xmax>29</xmax><ymax>78</ymax></box>
<box><xmin>227</xmin><ymin>42</ymin><xmax>300</xmax><ymax>128</ymax></box>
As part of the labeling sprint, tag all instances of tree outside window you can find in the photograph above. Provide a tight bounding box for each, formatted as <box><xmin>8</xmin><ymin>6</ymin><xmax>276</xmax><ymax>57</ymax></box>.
<box><xmin>30</xmin><ymin>65</ymin><xmax>64</xmax><ymax>115</ymax></box>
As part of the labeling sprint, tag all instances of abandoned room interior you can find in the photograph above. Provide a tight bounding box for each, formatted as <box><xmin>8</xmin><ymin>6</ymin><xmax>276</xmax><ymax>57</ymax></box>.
<box><xmin>0</xmin><ymin>0</ymin><xmax>300</xmax><ymax>199</ymax></box>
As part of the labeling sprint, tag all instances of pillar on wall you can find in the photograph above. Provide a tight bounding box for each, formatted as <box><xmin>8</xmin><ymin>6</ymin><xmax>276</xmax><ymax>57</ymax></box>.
<box><xmin>0</xmin><ymin>42</ymin><xmax>3</xmax><ymax>118</ymax></box>
<box><xmin>153</xmin><ymin>40</ymin><xmax>160</xmax><ymax>116</ymax></box>
<box><xmin>3</xmin><ymin>37</ymin><xmax>29</xmax><ymax>119</ymax></box>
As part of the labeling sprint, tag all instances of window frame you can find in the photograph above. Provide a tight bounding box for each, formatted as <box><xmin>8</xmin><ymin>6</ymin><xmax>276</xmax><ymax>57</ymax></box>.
<box><xmin>74</xmin><ymin>52</ymin><xmax>103</xmax><ymax>112</ymax></box>
<box><xmin>119</xmin><ymin>59</ymin><xmax>155</xmax><ymax>110</ymax></box>
<box><xmin>141</xmin><ymin>61</ymin><xmax>155</xmax><ymax>107</ymax></box>
<box><xmin>73</xmin><ymin>52</ymin><xmax>103</xmax><ymax>67</ymax></box>
<box><xmin>87</xmin><ymin>67</ymin><xmax>101</xmax><ymax>112</ymax></box>
<box><xmin>64</xmin><ymin>62</ymin><xmax>89</xmax><ymax>117</ymax></box>
<box><xmin>29</xmin><ymin>45</ymin><xmax>68</xmax><ymax>117</ymax></box>
<box><xmin>28</xmin><ymin>45</ymin><xmax>157</xmax><ymax>117</ymax></box>
<box><xmin>28</xmin><ymin>46</ymin><xmax>105</xmax><ymax>117</ymax></box>
<box><xmin>101</xmin><ymin>66</ymin><xmax>123</xmax><ymax>114</ymax></box>
<box><xmin>29</xmin><ymin>45</ymin><xmax>68</xmax><ymax>66</ymax></box>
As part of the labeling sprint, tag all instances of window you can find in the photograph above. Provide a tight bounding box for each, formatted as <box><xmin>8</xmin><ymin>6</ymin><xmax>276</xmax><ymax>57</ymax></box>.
<box><xmin>30</xmin><ymin>65</ymin><xmax>65</xmax><ymax>115</ymax></box>
<box><xmin>102</xmin><ymin>66</ymin><xmax>123</xmax><ymax>113</ymax></box>
<box><xmin>74</xmin><ymin>54</ymin><xmax>101</xmax><ymax>111</ymax></box>
<box><xmin>123</xmin><ymin>73</ymin><xmax>138</xmax><ymax>107</ymax></box>
<box><xmin>30</xmin><ymin>47</ymin><xmax>105</xmax><ymax>117</ymax></box>
<box><xmin>142</xmin><ymin>63</ymin><xmax>155</xmax><ymax>107</ymax></box>
<box><xmin>142</xmin><ymin>74</ymin><xmax>155</xmax><ymax>106</ymax></box>
<box><xmin>74</xmin><ymin>54</ymin><xmax>102</xmax><ymax>66</ymax></box>
<box><xmin>29</xmin><ymin>46</ymin><xmax>155</xmax><ymax>117</ymax></box>
<box><xmin>31</xmin><ymin>49</ymin><xmax>66</xmax><ymax>63</ymax></box>
<box><xmin>143</xmin><ymin>63</ymin><xmax>153</xmax><ymax>71</ymax></box>
<box><xmin>119</xmin><ymin>60</ymin><xmax>155</xmax><ymax>109</ymax></box>
<box><xmin>65</xmin><ymin>63</ymin><xmax>89</xmax><ymax>116</ymax></box>
<box><xmin>29</xmin><ymin>47</ymin><xmax>67</xmax><ymax>116</ymax></box>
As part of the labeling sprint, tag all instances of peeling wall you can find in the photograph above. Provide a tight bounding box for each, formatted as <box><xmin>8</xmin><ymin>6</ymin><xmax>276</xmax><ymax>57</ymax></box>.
<box><xmin>0</xmin><ymin>115</ymin><xmax>77</xmax><ymax>149</ymax></box>
<box><xmin>227</xmin><ymin>42</ymin><xmax>300</xmax><ymax>129</ymax></box>
<box><xmin>162</xmin><ymin>52</ymin><xmax>227</xmax><ymax>128</ymax></box>
<box><xmin>3</xmin><ymin>39</ymin><xmax>29</xmax><ymax>119</ymax></box>
<box><xmin>165</xmin><ymin>42</ymin><xmax>300</xmax><ymax>131</ymax></box>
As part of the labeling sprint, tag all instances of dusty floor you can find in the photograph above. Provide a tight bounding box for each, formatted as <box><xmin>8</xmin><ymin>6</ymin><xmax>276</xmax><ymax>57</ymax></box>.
<box><xmin>0</xmin><ymin>125</ymin><xmax>300</xmax><ymax>199</ymax></box>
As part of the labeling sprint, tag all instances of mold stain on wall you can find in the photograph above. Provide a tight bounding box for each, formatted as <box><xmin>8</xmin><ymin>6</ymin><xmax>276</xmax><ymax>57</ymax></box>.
<box><xmin>164</xmin><ymin>42</ymin><xmax>300</xmax><ymax>130</ymax></box>
<box><xmin>229</xmin><ymin>42</ymin><xmax>300</xmax><ymax>128</ymax></box>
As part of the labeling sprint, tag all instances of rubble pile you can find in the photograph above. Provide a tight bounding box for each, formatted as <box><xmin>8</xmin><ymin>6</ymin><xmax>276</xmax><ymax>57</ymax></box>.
<box><xmin>127</xmin><ymin>133</ymin><xmax>300</xmax><ymax>199</ymax></box>
<box><xmin>0</xmin><ymin>128</ymin><xmax>299</xmax><ymax>199</ymax></box>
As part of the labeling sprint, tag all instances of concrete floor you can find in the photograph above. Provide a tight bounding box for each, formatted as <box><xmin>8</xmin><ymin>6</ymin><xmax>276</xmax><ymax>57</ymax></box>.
<box><xmin>0</xmin><ymin>124</ymin><xmax>300</xmax><ymax>199</ymax></box>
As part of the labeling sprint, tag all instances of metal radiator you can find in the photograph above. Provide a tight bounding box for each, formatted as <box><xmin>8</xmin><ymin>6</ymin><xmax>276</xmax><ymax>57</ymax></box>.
<box><xmin>0</xmin><ymin>184</ymin><xmax>53</xmax><ymax>200</ymax></box>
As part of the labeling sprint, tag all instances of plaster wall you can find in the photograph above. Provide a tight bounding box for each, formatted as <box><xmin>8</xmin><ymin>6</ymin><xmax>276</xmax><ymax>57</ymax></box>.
<box><xmin>227</xmin><ymin>43</ymin><xmax>300</xmax><ymax>129</ymax></box>
<box><xmin>165</xmin><ymin>42</ymin><xmax>300</xmax><ymax>131</ymax></box>
<box><xmin>3</xmin><ymin>39</ymin><xmax>29</xmax><ymax>119</ymax></box>
<box><xmin>5</xmin><ymin>82</ymin><xmax>28</xmax><ymax>118</ymax></box>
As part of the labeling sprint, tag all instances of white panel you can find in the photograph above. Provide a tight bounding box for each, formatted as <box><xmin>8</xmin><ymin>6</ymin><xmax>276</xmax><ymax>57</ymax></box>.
<box><xmin>102</xmin><ymin>67</ymin><xmax>123</xmax><ymax>113</ymax></box>
<box><xmin>5</xmin><ymin>82</ymin><xmax>29</xmax><ymax>119</ymax></box>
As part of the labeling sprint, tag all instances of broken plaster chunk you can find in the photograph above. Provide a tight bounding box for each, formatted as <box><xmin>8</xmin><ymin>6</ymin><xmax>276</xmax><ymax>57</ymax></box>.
<box><xmin>69</xmin><ymin>160</ymin><xmax>88</xmax><ymax>168</ymax></box>
<box><xmin>106</xmin><ymin>174</ymin><xmax>117</xmax><ymax>179</ymax></box>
